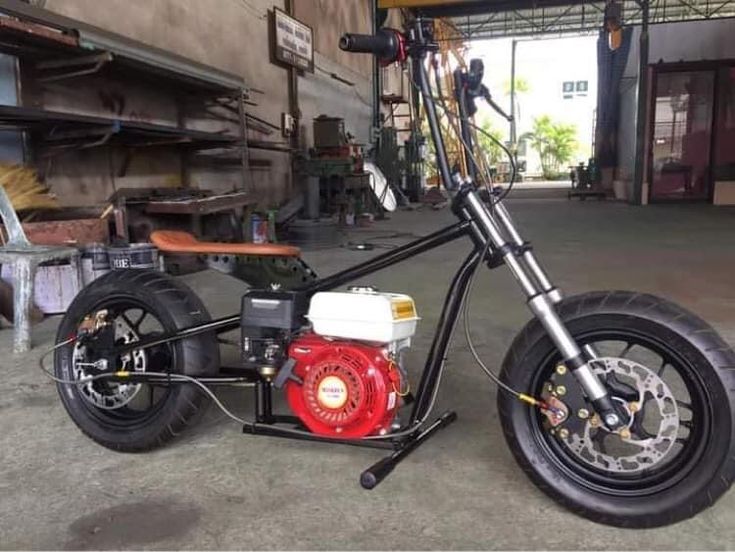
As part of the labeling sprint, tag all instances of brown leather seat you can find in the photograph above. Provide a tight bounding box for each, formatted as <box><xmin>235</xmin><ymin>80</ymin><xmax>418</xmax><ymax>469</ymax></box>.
<box><xmin>150</xmin><ymin>230</ymin><xmax>301</xmax><ymax>257</ymax></box>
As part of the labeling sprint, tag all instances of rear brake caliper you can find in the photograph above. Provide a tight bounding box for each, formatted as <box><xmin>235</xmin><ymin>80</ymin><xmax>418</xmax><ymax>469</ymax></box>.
<box><xmin>77</xmin><ymin>309</ymin><xmax>110</xmax><ymax>338</ymax></box>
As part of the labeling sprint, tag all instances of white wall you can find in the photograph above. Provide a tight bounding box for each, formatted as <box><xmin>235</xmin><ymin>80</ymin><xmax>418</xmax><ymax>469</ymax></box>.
<box><xmin>298</xmin><ymin>53</ymin><xmax>373</xmax><ymax>147</ymax></box>
<box><xmin>468</xmin><ymin>35</ymin><xmax>598</xmax><ymax>176</ymax></box>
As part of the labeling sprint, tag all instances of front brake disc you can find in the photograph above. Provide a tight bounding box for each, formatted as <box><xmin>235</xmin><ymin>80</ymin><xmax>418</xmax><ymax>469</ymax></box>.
<box><xmin>550</xmin><ymin>357</ymin><xmax>679</xmax><ymax>475</ymax></box>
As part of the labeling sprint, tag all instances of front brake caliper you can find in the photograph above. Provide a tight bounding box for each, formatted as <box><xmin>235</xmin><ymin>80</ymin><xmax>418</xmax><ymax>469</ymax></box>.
<box><xmin>541</xmin><ymin>364</ymin><xmax>594</xmax><ymax>438</ymax></box>
<box><xmin>540</xmin><ymin>382</ymin><xmax>569</xmax><ymax>427</ymax></box>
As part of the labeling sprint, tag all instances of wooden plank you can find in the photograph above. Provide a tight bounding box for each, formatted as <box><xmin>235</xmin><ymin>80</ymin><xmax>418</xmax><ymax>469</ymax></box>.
<box><xmin>144</xmin><ymin>192</ymin><xmax>256</xmax><ymax>215</ymax></box>
<box><xmin>0</xmin><ymin>217</ymin><xmax>107</xmax><ymax>246</ymax></box>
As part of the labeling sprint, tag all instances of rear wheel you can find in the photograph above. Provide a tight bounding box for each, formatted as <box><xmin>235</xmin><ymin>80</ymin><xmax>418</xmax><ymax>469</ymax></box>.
<box><xmin>54</xmin><ymin>269</ymin><xmax>219</xmax><ymax>451</ymax></box>
<box><xmin>498</xmin><ymin>291</ymin><xmax>735</xmax><ymax>527</ymax></box>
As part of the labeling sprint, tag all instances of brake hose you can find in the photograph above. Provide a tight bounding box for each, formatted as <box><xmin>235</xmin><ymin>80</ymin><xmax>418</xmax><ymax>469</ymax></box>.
<box><xmin>461</xmin><ymin>242</ymin><xmax>554</xmax><ymax>412</ymax></box>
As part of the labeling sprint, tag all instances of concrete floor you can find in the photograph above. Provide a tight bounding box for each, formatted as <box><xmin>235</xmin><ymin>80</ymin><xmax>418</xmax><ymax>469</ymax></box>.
<box><xmin>1</xmin><ymin>199</ymin><xmax>734</xmax><ymax>550</ymax></box>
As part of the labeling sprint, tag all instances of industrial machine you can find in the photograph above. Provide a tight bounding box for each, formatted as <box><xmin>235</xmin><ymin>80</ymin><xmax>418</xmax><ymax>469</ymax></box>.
<box><xmin>296</xmin><ymin>116</ymin><xmax>376</xmax><ymax>222</ymax></box>
<box><xmin>44</xmin><ymin>16</ymin><xmax>734</xmax><ymax>530</ymax></box>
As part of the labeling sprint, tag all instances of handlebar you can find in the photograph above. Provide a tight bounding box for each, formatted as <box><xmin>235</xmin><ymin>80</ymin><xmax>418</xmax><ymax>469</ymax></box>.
<box><xmin>339</xmin><ymin>22</ymin><xmax>513</xmax><ymax>195</ymax></box>
<box><xmin>339</xmin><ymin>29</ymin><xmax>405</xmax><ymax>64</ymax></box>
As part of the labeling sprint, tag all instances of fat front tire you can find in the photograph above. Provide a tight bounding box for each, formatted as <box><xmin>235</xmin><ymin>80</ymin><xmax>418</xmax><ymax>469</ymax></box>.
<box><xmin>498</xmin><ymin>291</ymin><xmax>735</xmax><ymax>527</ymax></box>
<box><xmin>54</xmin><ymin>269</ymin><xmax>220</xmax><ymax>452</ymax></box>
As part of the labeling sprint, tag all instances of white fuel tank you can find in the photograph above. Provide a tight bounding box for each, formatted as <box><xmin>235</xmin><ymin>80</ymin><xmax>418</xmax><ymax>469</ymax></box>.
<box><xmin>307</xmin><ymin>287</ymin><xmax>419</xmax><ymax>343</ymax></box>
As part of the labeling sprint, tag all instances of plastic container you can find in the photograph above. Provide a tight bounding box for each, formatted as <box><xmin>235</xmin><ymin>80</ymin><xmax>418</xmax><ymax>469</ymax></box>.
<box><xmin>307</xmin><ymin>288</ymin><xmax>419</xmax><ymax>343</ymax></box>
<box><xmin>251</xmin><ymin>214</ymin><xmax>268</xmax><ymax>244</ymax></box>
<box><xmin>107</xmin><ymin>243</ymin><xmax>158</xmax><ymax>270</ymax></box>
<box><xmin>80</xmin><ymin>243</ymin><xmax>110</xmax><ymax>285</ymax></box>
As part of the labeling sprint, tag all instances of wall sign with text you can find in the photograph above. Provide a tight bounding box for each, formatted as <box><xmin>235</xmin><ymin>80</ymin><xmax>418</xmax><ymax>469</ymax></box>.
<box><xmin>562</xmin><ymin>80</ymin><xmax>589</xmax><ymax>99</ymax></box>
<box><xmin>272</xmin><ymin>8</ymin><xmax>314</xmax><ymax>72</ymax></box>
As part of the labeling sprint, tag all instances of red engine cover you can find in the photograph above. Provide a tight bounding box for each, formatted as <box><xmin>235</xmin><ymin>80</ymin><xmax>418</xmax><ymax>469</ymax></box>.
<box><xmin>285</xmin><ymin>333</ymin><xmax>401</xmax><ymax>438</ymax></box>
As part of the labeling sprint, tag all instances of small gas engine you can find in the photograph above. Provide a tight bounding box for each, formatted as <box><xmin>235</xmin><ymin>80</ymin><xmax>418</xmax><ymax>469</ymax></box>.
<box><xmin>241</xmin><ymin>287</ymin><xmax>419</xmax><ymax>438</ymax></box>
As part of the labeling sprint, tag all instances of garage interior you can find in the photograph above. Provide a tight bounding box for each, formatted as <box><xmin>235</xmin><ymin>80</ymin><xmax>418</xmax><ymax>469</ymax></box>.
<box><xmin>0</xmin><ymin>0</ymin><xmax>734</xmax><ymax>549</ymax></box>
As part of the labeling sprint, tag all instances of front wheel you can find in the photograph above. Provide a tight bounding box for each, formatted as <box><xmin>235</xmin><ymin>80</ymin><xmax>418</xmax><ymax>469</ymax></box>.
<box><xmin>498</xmin><ymin>291</ymin><xmax>735</xmax><ymax>527</ymax></box>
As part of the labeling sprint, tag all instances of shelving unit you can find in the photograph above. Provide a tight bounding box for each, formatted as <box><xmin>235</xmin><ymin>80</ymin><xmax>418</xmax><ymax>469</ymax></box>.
<box><xmin>0</xmin><ymin>105</ymin><xmax>240</xmax><ymax>152</ymax></box>
<box><xmin>0</xmin><ymin>0</ymin><xmax>259</xmax><ymax>193</ymax></box>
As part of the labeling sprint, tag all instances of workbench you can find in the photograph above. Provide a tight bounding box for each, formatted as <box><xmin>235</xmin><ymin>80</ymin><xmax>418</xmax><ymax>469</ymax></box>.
<box><xmin>110</xmin><ymin>188</ymin><xmax>257</xmax><ymax>242</ymax></box>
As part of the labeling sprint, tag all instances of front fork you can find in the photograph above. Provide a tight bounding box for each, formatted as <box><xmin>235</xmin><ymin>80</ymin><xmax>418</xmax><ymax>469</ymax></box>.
<box><xmin>458</xmin><ymin>186</ymin><xmax>624</xmax><ymax>430</ymax></box>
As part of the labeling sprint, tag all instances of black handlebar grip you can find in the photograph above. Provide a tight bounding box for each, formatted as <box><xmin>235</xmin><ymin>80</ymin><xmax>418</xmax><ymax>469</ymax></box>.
<box><xmin>339</xmin><ymin>33</ymin><xmax>383</xmax><ymax>53</ymax></box>
<box><xmin>360</xmin><ymin>456</ymin><xmax>396</xmax><ymax>489</ymax></box>
<box><xmin>339</xmin><ymin>29</ymin><xmax>401</xmax><ymax>62</ymax></box>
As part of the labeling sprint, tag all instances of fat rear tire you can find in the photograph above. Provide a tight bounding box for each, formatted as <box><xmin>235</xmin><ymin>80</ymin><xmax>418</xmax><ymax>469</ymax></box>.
<box><xmin>498</xmin><ymin>291</ymin><xmax>735</xmax><ymax>527</ymax></box>
<box><xmin>54</xmin><ymin>269</ymin><xmax>219</xmax><ymax>451</ymax></box>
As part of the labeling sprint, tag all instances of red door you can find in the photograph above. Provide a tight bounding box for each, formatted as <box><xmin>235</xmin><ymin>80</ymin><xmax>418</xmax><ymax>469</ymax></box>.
<box><xmin>649</xmin><ymin>70</ymin><xmax>715</xmax><ymax>201</ymax></box>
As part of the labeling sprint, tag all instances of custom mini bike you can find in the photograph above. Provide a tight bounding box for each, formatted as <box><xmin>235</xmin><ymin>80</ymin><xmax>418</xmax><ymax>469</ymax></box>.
<box><xmin>51</xmin><ymin>17</ymin><xmax>734</xmax><ymax>528</ymax></box>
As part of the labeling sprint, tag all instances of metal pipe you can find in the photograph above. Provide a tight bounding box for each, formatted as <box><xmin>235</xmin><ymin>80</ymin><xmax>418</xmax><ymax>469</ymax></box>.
<box><xmin>285</xmin><ymin>0</ymin><xmax>300</xmax><ymax>152</ymax></box>
<box><xmin>510</xmin><ymin>39</ymin><xmax>517</xmax><ymax>148</ymax></box>
<box><xmin>371</xmin><ymin>0</ymin><xmax>381</xmax><ymax>131</ymax></box>
<box><xmin>526</xmin><ymin>298</ymin><xmax>606</xmax><ymax>402</ymax></box>
<box><xmin>244</xmin><ymin>423</ymin><xmax>394</xmax><ymax>450</ymax></box>
<box><xmin>300</xmin><ymin>221</ymin><xmax>470</xmax><ymax>294</ymax></box>
<box><xmin>106</xmin><ymin>223</ymin><xmax>470</xmax><ymax>359</ymax></box>
<box><xmin>632</xmin><ymin>0</ymin><xmax>650</xmax><ymax>204</ymax></box>
<box><xmin>108</xmin><ymin>314</ymin><xmax>240</xmax><ymax>357</ymax></box>
<box><xmin>455</xmin><ymin>72</ymin><xmax>478</xmax><ymax>181</ymax></box>
<box><xmin>410</xmin><ymin>250</ymin><xmax>481</xmax><ymax>422</ymax></box>
<box><xmin>418</xmin><ymin>54</ymin><xmax>453</xmax><ymax>189</ymax></box>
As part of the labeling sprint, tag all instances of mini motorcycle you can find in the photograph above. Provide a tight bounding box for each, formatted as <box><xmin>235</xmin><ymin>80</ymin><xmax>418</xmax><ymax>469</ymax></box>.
<box><xmin>49</xmin><ymin>16</ymin><xmax>734</xmax><ymax>528</ymax></box>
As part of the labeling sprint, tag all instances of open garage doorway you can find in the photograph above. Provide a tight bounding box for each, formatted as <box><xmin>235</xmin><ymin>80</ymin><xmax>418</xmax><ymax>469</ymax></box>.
<box><xmin>467</xmin><ymin>35</ymin><xmax>598</xmax><ymax>183</ymax></box>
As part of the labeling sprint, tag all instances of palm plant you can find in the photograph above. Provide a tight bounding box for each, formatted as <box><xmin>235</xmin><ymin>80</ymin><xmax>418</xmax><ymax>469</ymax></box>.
<box><xmin>521</xmin><ymin>115</ymin><xmax>578</xmax><ymax>179</ymax></box>
<box><xmin>475</xmin><ymin>119</ymin><xmax>504</xmax><ymax>166</ymax></box>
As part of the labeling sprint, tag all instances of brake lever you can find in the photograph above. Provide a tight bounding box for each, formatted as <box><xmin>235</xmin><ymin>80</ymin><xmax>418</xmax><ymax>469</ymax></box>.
<box><xmin>480</xmin><ymin>86</ymin><xmax>513</xmax><ymax>123</ymax></box>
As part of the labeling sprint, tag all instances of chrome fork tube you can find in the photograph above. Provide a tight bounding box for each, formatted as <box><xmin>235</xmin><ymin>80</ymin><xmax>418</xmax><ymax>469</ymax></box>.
<box><xmin>464</xmin><ymin>192</ymin><xmax>538</xmax><ymax>296</ymax></box>
<box><xmin>462</xmin><ymin>190</ymin><xmax>616</xmax><ymax>420</ymax></box>
<box><xmin>493</xmin><ymin>199</ymin><xmax>601</xmax><ymax>362</ymax></box>
<box><xmin>492</xmin><ymin>201</ymin><xmax>563</xmax><ymax>304</ymax></box>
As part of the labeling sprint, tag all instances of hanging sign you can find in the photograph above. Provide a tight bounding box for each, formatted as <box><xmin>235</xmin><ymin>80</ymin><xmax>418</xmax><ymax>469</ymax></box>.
<box><xmin>272</xmin><ymin>8</ymin><xmax>314</xmax><ymax>73</ymax></box>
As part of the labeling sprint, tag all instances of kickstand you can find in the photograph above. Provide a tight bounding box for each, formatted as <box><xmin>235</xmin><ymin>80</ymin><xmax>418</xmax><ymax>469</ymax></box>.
<box><xmin>360</xmin><ymin>410</ymin><xmax>457</xmax><ymax>489</ymax></box>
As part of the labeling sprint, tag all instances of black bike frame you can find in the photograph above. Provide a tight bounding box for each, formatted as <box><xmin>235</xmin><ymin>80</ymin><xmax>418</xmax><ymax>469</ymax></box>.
<box><xmin>107</xmin><ymin>16</ymin><xmax>623</xmax><ymax>434</ymax></box>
